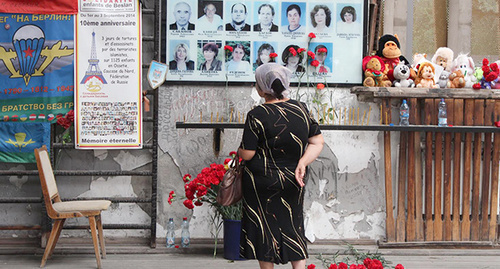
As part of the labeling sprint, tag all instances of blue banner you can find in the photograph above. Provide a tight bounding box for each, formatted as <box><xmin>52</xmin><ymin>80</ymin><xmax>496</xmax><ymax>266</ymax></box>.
<box><xmin>0</xmin><ymin>122</ymin><xmax>50</xmax><ymax>163</ymax></box>
<box><xmin>0</xmin><ymin>13</ymin><xmax>74</xmax><ymax>122</ymax></box>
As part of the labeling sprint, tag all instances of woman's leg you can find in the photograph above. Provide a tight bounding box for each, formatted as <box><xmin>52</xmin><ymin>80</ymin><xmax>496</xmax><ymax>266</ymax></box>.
<box><xmin>259</xmin><ymin>261</ymin><xmax>274</xmax><ymax>269</ymax></box>
<box><xmin>291</xmin><ymin>259</ymin><xmax>306</xmax><ymax>269</ymax></box>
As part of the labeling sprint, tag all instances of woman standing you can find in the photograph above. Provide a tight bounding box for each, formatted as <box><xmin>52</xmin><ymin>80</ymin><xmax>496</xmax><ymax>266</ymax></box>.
<box><xmin>239</xmin><ymin>63</ymin><xmax>324</xmax><ymax>269</ymax></box>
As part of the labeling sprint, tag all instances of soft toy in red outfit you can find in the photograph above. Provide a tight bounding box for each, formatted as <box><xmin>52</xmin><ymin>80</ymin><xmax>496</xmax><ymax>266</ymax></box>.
<box><xmin>375</xmin><ymin>34</ymin><xmax>415</xmax><ymax>82</ymax></box>
<box><xmin>473</xmin><ymin>58</ymin><xmax>500</xmax><ymax>89</ymax></box>
<box><xmin>362</xmin><ymin>55</ymin><xmax>392</xmax><ymax>87</ymax></box>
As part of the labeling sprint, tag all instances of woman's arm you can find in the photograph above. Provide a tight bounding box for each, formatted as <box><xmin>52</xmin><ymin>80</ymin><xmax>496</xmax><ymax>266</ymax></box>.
<box><xmin>238</xmin><ymin>148</ymin><xmax>256</xmax><ymax>161</ymax></box>
<box><xmin>295</xmin><ymin>134</ymin><xmax>324</xmax><ymax>187</ymax></box>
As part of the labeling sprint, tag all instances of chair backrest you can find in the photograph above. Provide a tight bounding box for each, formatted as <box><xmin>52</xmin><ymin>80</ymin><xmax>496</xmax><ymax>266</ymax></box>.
<box><xmin>34</xmin><ymin>146</ymin><xmax>60</xmax><ymax>207</ymax></box>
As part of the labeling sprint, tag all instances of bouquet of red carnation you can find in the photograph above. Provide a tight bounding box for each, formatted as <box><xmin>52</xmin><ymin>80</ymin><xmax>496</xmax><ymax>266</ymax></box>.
<box><xmin>171</xmin><ymin>151</ymin><xmax>242</xmax><ymax>221</ymax></box>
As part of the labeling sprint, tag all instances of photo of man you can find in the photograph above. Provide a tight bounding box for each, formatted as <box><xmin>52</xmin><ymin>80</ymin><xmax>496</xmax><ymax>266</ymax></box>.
<box><xmin>169</xmin><ymin>1</ymin><xmax>195</xmax><ymax>30</ymax></box>
<box><xmin>197</xmin><ymin>2</ymin><xmax>223</xmax><ymax>31</ymax></box>
<box><xmin>225</xmin><ymin>2</ymin><xmax>250</xmax><ymax>31</ymax></box>
<box><xmin>253</xmin><ymin>3</ymin><xmax>278</xmax><ymax>32</ymax></box>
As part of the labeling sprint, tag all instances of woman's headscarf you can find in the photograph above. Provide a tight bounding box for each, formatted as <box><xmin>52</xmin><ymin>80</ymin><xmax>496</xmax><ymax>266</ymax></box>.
<box><xmin>255</xmin><ymin>63</ymin><xmax>291</xmax><ymax>98</ymax></box>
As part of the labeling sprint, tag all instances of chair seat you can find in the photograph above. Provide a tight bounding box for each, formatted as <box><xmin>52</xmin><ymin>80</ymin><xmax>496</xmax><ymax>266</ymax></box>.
<box><xmin>52</xmin><ymin>200</ymin><xmax>111</xmax><ymax>213</ymax></box>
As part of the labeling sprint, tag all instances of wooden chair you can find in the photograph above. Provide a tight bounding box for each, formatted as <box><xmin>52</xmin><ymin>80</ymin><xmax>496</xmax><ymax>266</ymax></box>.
<box><xmin>35</xmin><ymin>145</ymin><xmax>111</xmax><ymax>268</ymax></box>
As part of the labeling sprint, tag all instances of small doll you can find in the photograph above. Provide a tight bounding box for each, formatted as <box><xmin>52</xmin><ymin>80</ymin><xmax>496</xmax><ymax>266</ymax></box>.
<box><xmin>415</xmin><ymin>62</ymin><xmax>439</xmax><ymax>88</ymax></box>
<box><xmin>452</xmin><ymin>54</ymin><xmax>477</xmax><ymax>87</ymax></box>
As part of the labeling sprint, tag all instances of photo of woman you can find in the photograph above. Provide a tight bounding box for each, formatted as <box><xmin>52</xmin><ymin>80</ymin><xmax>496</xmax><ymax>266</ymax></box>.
<box><xmin>336</xmin><ymin>5</ymin><xmax>360</xmax><ymax>34</ymax></box>
<box><xmin>281</xmin><ymin>3</ymin><xmax>305</xmax><ymax>33</ymax></box>
<box><xmin>253</xmin><ymin>43</ymin><xmax>276</xmax><ymax>70</ymax></box>
<box><xmin>198</xmin><ymin>42</ymin><xmax>222</xmax><ymax>71</ymax></box>
<box><xmin>225</xmin><ymin>43</ymin><xmax>252</xmax><ymax>72</ymax></box>
<box><xmin>169</xmin><ymin>42</ymin><xmax>195</xmax><ymax>71</ymax></box>
<box><xmin>310</xmin><ymin>4</ymin><xmax>332</xmax><ymax>33</ymax></box>
<box><xmin>282</xmin><ymin>44</ymin><xmax>305</xmax><ymax>73</ymax></box>
<box><xmin>307</xmin><ymin>44</ymin><xmax>331</xmax><ymax>74</ymax></box>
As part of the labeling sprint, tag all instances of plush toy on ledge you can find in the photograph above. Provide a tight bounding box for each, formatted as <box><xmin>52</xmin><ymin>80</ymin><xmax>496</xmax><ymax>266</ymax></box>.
<box><xmin>437</xmin><ymin>70</ymin><xmax>451</xmax><ymax>88</ymax></box>
<box><xmin>362</xmin><ymin>55</ymin><xmax>392</xmax><ymax>87</ymax></box>
<box><xmin>431</xmin><ymin>47</ymin><xmax>454</xmax><ymax>72</ymax></box>
<box><xmin>473</xmin><ymin>58</ymin><xmax>500</xmax><ymax>89</ymax></box>
<box><xmin>452</xmin><ymin>54</ymin><xmax>477</xmax><ymax>87</ymax></box>
<box><xmin>375</xmin><ymin>34</ymin><xmax>415</xmax><ymax>82</ymax></box>
<box><xmin>415</xmin><ymin>62</ymin><xmax>439</xmax><ymax>88</ymax></box>
<box><xmin>393</xmin><ymin>62</ymin><xmax>415</xmax><ymax>87</ymax></box>
<box><xmin>447</xmin><ymin>70</ymin><xmax>466</xmax><ymax>88</ymax></box>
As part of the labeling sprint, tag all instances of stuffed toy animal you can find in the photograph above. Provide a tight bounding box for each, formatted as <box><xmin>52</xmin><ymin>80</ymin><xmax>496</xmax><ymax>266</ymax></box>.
<box><xmin>362</xmin><ymin>55</ymin><xmax>392</xmax><ymax>87</ymax></box>
<box><xmin>415</xmin><ymin>62</ymin><xmax>439</xmax><ymax>88</ymax></box>
<box><xmin>447</xmin><ymin>70</ymin><xmax>466</xmax><ymax>88</ymax></box>
<box><xmin>451</xmin><ymin>54</ymin><xmax>477</xmax><ymax>87</ymax></box>
<box><xmin>437</xmin><ymin>70</ymin><xmax>451</xmax><ymax>88</ymax></box>
<box><xmin>412</xmin><ymin>53</ymin><xmax>428</xmax><ymax>72</ymax></box>
<box><xmin>473</xmin><ymin>58</ymin><xmax>500</xmax><ymax>89</ymax></box>
<box><xmin>431</xmin><ymin>47</ymin><xmax>454</xmax><ymax>72</ymax></box>
<box><xmin>375</xmin><ymin>34</ymin><xmax>415</xmax><ymax>81</ymax></box>
<box><xmin>393</xmin><ymin>62</ymin><xmax>415</xmax><ymax>87</ymax></box>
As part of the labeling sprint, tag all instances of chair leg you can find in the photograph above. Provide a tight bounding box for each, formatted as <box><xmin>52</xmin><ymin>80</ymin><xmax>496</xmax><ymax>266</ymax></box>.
<box><xmin>96</xmin><ymin>214</ymin><xmax>106</xmax><ymax>258</ymax></box>
<box><xmin>40</xmin><ymin>219</ymin><xmax>64</xmax><ymax>268</ymax></box>
<box><xmin>89</xmin><ymin>216</ymin><xmax>102</xmax><ymax>269</ymax></box>
<box><xmin>47</xmin><ymin>219</ymin><xmax>66</xmax><ymax>258</ymax></box>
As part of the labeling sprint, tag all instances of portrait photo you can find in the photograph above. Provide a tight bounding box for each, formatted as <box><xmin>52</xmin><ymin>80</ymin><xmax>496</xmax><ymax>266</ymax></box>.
<box><xmin>252</xmin><ymin>2</ymin><xmax>279</xmax><ymax>32</ymax></box>
<box><xmin>197</xmin><ymin>40</ymin><xmax>223</xmax><ymax>71</ymax></box>
<box><xmin>280</xmin><ymin>43</ymin><xmax>306</xmax><ymax>73</ymax></box>
<box><xmin>252</xmin><ymin>41</ymin><xmax>277</xmax><ymax>70</ymax></box>
<box><xmin>169</xmin><ymin>40</ymin><xmax>195</xmax><ymax>71</ymax></box>
<box><xmin>225</xmin><ymin>2</ymin><xmax>251</xmax><ymax>31</ymax></box>
<box><xmin>281</xmin><ymin>2</ymin><xmax>306</xmax><ymax>33</ymax></box>
<box><xmin>225</xmin><ymin>41</ymin><xmax>252</xmax><ymax>72</ymax></box>
<box><xmin>307</xmin><ymin>42</ymin><xmax>333</xmax><ymax>75</ymax></box>
<box><xmin>336</xmin><ymin>3</ymin><xmax>361</xmax><ymax>34</ymax></box>
<box><xmin>309</xmin><ymin>3</ymin><xmax>334</xmax><ymax>33</ymax></box>
<box><xmin>197</xmin><ymin>0</ymin><xmax>224</xmax><ymax>31</ymax></box>
<box><xmin>169</xmin><ymin>0</ymin><xmax>197</xmax><ymax>30</ymax></box>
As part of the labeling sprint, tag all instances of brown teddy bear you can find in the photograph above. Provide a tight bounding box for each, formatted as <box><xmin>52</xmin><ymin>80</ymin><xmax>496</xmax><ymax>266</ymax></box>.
<box><xmin>447</xmin><ymin>70</ymin><xmax>466</xmax><ymax>88</ymax></box>
<box><xmin>362</xmin><ymin>55</ymin><xmax>392</xmax><ymax>87</ymax></box>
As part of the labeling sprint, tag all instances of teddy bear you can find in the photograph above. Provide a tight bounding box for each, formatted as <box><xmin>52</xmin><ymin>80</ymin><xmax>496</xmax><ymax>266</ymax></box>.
<box><xmin>437</xmin><ymin>70</ymin><xmax>451</xmax><ymax>88</ymax></box>
<box><xmin>362</xmin><ymin>55</ymin><xmax>392</xmax><ymax>87</ymax></box>
<box><xmin>451</xmin><ymin>54</ymin><xmax>477</xmax><ymax>87</ymax></box>
<box><xmin>393</xmin><ymin>62</ymin><xmax>415</xmax><ymax>87</ymax></box>
<box><xmin>431</xmin><ymin>47</ymin><xmax>454</xmax><ymax>72</ymax></box>
<box><xmin>473</xmin><ymin>58</ymin><xmax>500</xmax><ymax>89</ymax></box>
<box><xmin>447</xmin><ymin>70</ymin><xmax>466</xmax><ymax>88</ymax></box>
<box><xmin>415</xmin><ymin>62</ymin><xmax>439</xmax><ymax>88</ymax></box>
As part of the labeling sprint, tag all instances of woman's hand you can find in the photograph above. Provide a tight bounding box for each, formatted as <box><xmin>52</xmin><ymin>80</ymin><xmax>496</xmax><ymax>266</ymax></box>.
<box><xmin>295</xmin><ymin>162</ymin><xmax>306</xmax><ymax>187</ymax></box>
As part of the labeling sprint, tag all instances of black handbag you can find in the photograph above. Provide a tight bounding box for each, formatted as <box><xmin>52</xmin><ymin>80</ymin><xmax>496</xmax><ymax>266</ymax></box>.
<box><xmin>216</xmin><ymin>153</ymin><xmax>243</xmax><ymax>206</ymax></box>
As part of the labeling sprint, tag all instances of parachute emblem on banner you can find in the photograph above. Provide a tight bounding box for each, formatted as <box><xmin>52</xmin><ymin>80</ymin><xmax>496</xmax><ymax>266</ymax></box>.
<box><xmin>5</xmin><ymin>132</ymin><xmax>35</xmax><ymax>151</ymax></box>
<box><xmin>0</xmin><ymin>24</ymin><xmax>74</xmax><ymax>86</ymax></box>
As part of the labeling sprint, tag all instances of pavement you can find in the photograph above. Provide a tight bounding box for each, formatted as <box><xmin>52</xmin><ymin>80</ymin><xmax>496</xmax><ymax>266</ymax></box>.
<box><xmin>2</xmin><ymin>238</ymin><xmax>500</xmax><ymax>269</ymax></box>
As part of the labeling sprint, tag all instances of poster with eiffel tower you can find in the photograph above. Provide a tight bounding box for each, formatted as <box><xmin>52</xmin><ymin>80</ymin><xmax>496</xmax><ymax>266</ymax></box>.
<box><xmin>75</xmin><ymin>0</ymin><xmax>142</xmax><ymax>149</ymax></box>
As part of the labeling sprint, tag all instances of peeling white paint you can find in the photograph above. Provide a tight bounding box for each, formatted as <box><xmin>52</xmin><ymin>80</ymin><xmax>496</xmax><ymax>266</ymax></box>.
<box><xmin>8</xmin><ymin>165</ymin><xmax>28</xmax><ymax>189</ymax></box>
<box><xmin>94</xmin><ymin>149</ymin><xmax>108</xmax><ymax>160</ymax></box>
<box><xmin>113</xmin><ymin>150</ymin><xmax>152</xmax><ymax>170</ymax></box>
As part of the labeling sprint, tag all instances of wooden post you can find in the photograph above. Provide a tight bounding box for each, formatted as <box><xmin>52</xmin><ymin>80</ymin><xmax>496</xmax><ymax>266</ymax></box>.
<box><xmin>407</xmin><ymin>98</ymin><xmax>418</xmax><ymax>241</ymax></box>
<box><xmin>424</xmin><ymin>99</ymin><xmax>434</xmax><ymax>240</ymax></box>
<box><xmin>396</xmin><ymin>131</ymin><xmax>408</xmax><ymax>242</ymax></box>
<box><xmin>470</xmin><ymin>99</ymin><xmax>484</xmax><ymax>240</ymax></box>
<box><xmin>443</xmin><ymin>98</ymin><xmax>454</xmax><ymax>241</ymax></box>
<box><xmin>461</xmin><ymin>99</ymin><xmax>474</xmax><ymax>241</ymax></box>
<box><xmin>452</xmin><ymin>99</ymin><xmax>464</xmax><ymax>241</ymax></box>
<box><xmin>489</xmin><ymin>101</ymin><xmax>500</xmax><ymax>240</ymax></box>
<box><xmin>480</xmin><ymin>100</ymin><xmax>495</xmax><ymax>240</ymax></box>
<box><xmin>383</xmin><ymin>98</ymin><xmax>396</xmax><ymax>242</ymax></box>
<box><xmin>433</xmin><ymin>99</ymin><xmax>444</xmax><ymax>241</ymax></box>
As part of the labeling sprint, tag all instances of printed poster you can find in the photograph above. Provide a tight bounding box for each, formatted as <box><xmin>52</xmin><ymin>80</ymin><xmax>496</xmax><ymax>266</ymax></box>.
<box><xmin>165</xmin><ymin>0</ymin><xmax>366</xmax><ymax>84</ymax></box>
<box><xmin>0</xmin><ymin>13</ymin><xmax>75</xmax><ymax>122</ymax></box>
<box><xmin>75</xmin><ymin>0</ymin><xmax>142</xmax><ymax>149</ymax></box>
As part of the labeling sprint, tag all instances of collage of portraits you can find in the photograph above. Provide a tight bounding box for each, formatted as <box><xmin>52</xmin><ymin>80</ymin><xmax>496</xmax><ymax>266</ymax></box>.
<box><xmin>166</xmin><ymin>0</ymin><xmax>365</xmax><ymax>84</ymax></box>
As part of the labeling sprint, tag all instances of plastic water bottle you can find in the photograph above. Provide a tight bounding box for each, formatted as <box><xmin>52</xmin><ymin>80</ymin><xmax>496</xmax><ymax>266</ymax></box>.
<box><xmin>166</xmin><ymin>218</ymin><xmax>175</xmax><ymax>248</ymax></box>
<box><xmin>438</xmin><ymin>98</ymin><xmax>447</xmax><ymax>127</ymax></box>
<box><xmin>399</xmin><ymin>99</ymin><xmax>409</xmax><ymax>126</ymax></box>
<box><xmin>181</xmin><ymin>217</ymin><xmax>190</xmax><ymax>248</ymax></box>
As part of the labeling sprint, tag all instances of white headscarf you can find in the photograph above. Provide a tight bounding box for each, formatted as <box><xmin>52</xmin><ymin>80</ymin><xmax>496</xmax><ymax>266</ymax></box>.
<box><xmin>255</xmin><ymin>63</ymin><xmax>291</xmax><ymax>98</ymax></box>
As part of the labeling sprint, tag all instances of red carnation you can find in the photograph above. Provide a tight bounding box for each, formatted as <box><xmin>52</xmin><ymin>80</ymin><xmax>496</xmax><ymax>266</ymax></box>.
<box><xmin>289</xmin><ymin>47</ymin><xmax>297</xmax><ymax>56</ymax></box>
<box><xmin>338</xmin><ymin>262</ymin><xmax>348</xmax><ymax>269</ymax></box>
<box><xmin>363</xmin><ymin>258</ymin><xmax>372</xmax><ymax>267</ymax></box>
<box><xmin>317</xmin><ymin>48</ymin><xmax>327</xmax><ymax>53</ymax></box>
<box><xmin>307</xmin><ymin>265</ymin><xmax>316</xmax><ymax>269</ymax></box>
<box><xmin>65</xmin><ymin>110</ymin><xmax>74</xmax><ymax>123</ymax></box>
<box><xmin>329</xmin><ymin>264</ymin><xmax>338</xmax><ymax>269</ymax></box>
<box><xmin>316</xmin><ymin>83</ymin><xmax>325</xmax><ymax>90</ymax></box>
<box><xmin>224</xmin><ymin>45</ymin><xmax>233</xmax><ymax>52</ymax></box>
<box><xmin>307</xmin><ymin>51</ymin><xmax>315</xmax><ymax>59</ymax></box>
<box><xmin>349</xmin><ymin>265</ymin><xmax>357</xmax><ymax>269</ymax></box>
<box><xmin>495</xmin><ymin>121</ymin><xmax>500</xmax><ymax>127</ymax></box>
<box><xmin>311</xmin><ymin>60</ymin><xmax>319</xmax><ymax>67</ymax></box>
<box><xmin>473</xmin><ymin>83</ymin><xmax>481</xmax><ymax>90</ymax></box>
<box><xmin>183</xmin><ymin>199</ymin><xmax>194</xmax><ymax>209</ymax></box>
<box><xmin>57</xmin><ymin>117</ymin><xmax>71</xmax><ymax>129</ymax></box>
<box><xmin>395</xmin><ymin>264</ymin><xmax>404</xmax><ymax>269</ymax></box>
<box><xmin>308</xmin><ymin>32</ymin><xmax>316</xmax><ymax>38</ymax></box>
<box><xmin>194</xmin><ymin>200</ymin><xmax>203</xmax><ymax>206</ymax></box>
<box><xmin>297</xmin><ymin>48</ymin><xmax>306</xmax><ymax>54</ymax></box>
<box><xmin>356</xmin><ymin>265</ymin><xmax>366</xmax><ymax>269</ymax></box>
<box><xmin>183</xmin><ymin>174</ymin><xmax>191</xmax><ymax>183</ymax></box>
<box><xmin>269</xmin><ymin>52</ymin><xmax>278</xmax><ymax>59</ymax></box>
<box><xmin>483</xmin><ymin>58</ymin><xmax>489</xmax><ymax>66</ymax></box>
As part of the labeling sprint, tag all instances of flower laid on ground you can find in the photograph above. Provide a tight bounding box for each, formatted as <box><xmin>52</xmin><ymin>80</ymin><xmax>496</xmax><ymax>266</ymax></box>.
<box><xmin>182</xmin><ymin>174</ymin><xmax>191</xmax><ymax>183</ymax></box>
<box><xmin>309</xmin><ymin>258</ymin><xmax>402</xmax><ymax>269</ymax></box>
